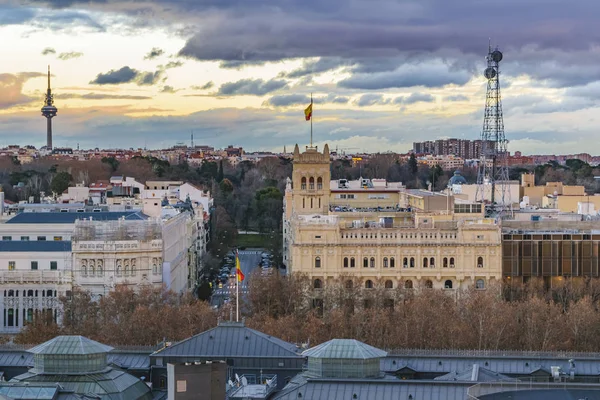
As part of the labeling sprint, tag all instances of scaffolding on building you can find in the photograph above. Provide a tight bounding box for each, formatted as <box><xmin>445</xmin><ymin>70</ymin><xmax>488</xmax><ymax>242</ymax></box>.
<box><xmin>72</xmin><ymin>218</ymin><xmax>163</xmax><ymax>242</ymax></box>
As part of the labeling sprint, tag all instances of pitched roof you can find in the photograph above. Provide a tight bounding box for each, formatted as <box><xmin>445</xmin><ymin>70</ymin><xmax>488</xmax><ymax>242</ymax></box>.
<box><xmin>434</xmin><ymin>364</ymin><xmax>518</xmax><ymax>382</ymax></box>
<box><xmin>151</xmin><ymin>321</ymin><xmax>301</xmax><ymax>359</ymax></box>
<box><xmin>28</xmin><ymin>336</ymin><xmax>113</xmax><ymax>355</ymax></box>
<box><xmin>303</xmin><ymin>339</ymin><xmax>387</xmax><ymax>360</ymax></box>
<box><xmin>0</xmin><ymin>241</ymin><xmax>72</xmax><ymax>252</ymax></box>
<box><xmin>6</xmin><ymin>211</ymin><xmax>147</xmax><ymax>224</ymax></box>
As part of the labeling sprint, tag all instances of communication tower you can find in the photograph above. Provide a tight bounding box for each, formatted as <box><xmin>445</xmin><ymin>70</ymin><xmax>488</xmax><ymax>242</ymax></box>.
<box><xmin>41</xmin><ymin>65</ymin><xmax>58</xmax><ymax>149</ymax></box>
<box><xmin>476</xmin><ymin>43</ymin><xmax>510</xmax><ymax>216</ymax></box>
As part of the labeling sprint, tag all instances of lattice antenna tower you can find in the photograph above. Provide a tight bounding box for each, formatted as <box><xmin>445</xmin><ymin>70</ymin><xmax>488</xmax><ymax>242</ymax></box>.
<box><xmin>475</xmin><ymin>42</ymin><xmax>510</xmax><ymax>215</ymax></box>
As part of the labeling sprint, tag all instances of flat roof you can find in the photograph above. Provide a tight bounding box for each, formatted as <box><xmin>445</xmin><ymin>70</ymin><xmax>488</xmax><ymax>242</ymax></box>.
<box><xmin>6</xmin><ymin>212</ymin><xmax>147</xmax><ymax>224</ymax></box>
<box><xmin>0</xmin><ymin>241</ymin><xmax>72</xmax><ymax>252</ymax></box>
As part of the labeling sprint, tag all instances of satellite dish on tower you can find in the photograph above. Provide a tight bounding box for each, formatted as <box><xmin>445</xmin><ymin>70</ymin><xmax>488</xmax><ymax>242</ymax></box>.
<box><xmin>484</xmin><ymin>67</ymin><xmax>497</xmax><ymax>79</ymax></box>
<box><xmin>491</xmin><ymin>50</ymin><xmax>503</xmax><ymax>63</ymax></box>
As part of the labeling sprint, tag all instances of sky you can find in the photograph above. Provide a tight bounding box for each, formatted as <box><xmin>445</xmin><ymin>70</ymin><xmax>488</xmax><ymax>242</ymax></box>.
<box><xmin>1</xmin><ymin>0</ymin><xmax>600</xmax><ymax>154</ymax></box>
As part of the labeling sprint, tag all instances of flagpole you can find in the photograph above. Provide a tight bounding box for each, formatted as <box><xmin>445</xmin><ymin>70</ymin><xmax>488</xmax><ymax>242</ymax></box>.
<box><xmin>236</xmin><ymin>249</ymin><xmax>239</xmax><ymax>322</ymax></box>
<box><xmin>310</xmin><ymin>93</ymin><xmax>313</xmax><ymax>147</ymax></box>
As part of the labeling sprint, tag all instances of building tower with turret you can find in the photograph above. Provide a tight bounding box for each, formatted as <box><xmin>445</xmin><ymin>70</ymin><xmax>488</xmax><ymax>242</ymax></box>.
<box><xmin>41</xmin><ymin>66</ymin><xmax>58</xmax><ymax>149</ymax></box>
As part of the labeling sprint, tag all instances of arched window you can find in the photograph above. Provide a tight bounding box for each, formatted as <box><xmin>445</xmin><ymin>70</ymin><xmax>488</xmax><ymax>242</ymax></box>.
<box><xmin>350</xmin><ymin>257</ymin><xmax>355</xmax><ymax>268</ymax></box>
<box><xmin>317</xmin><ymin>177</ymin><xmax>323</xmax><ymax>190</ymax></box>
<box><xmin>423</xmin><ymin>257</ymin><xmax>428</xmax><ymax>268</ymax></box>
<box><xmin>443</xmin><ymin>257</ymin><xmax>448</xmax><ymax>268</ymax></box>
<box><xmin>425</xmin><ymin>279</ymin><xmax>433</xmax><ymax>288</ymax></box>
<box><xmin>27</xmin><ymin>290</ymin><xmax>33</xmax><ymax>297</ymax></box>
<box><xmin>410</xmin><ymin>257</ymin><xmax>415</xmax><ymax>268</ymax></box>
<box><xmin>152</xmin><ymin>263</ymin><xmax>158</xmax><ymax>275</ymax></box>
<box><xmin>315</xmin><ymin>257</ymin><xmax>321</xmax><ymax>268</ymax></box>
<box><xmin>365</xmin><ymin>280</ymin><xmax>373</xmax><ymax>289</ymax></box>
<box><xmin>345</xmin><ymin>280</ymin><xmax>353</xmax><ymax>289</ymax></box>
<box><xmin>403</xmin><ymin>257</ymin><xmax>408</xmax><ymax>268</ymax></box>
<box><xmin>370</xmin><ymin>257</ymin><xmax>375</xmax><ymax>268</ymax></box>
<box><xmin>405</xmin><ymin>280</ymin><xmax>413</xmax><ymax>289</ymax></box>
<box><xmin>116</xmin><ymin>263</ymin><xmax>122</xmax><ymax>277</ymax></box>
<box><xmin>131</xmin><ymin>260</ymin><xmax>136</xmax><ymax>276</ymax></box>
<box><xmin>81</xmin><ymin>264</ymin><xmax>87</xmax><ymax>276</ymax></box>
<box><xmin>450</xmin><ymin>257</ymin><xmax>455</xmax><ymax>268</ymax></box>
<box><xmin>90</xmin><ymin>265</ymin><xmax>95</xmax><ymax>277</ymax></box>
<box><xmin>363</xmin><ymin>257</ymin><xmax>368</xmax><ymax>268</ymax></box>
<box><xmin>97</xmin><ymin>265</ymin><xmax>103</xmax><ymax>277</ymax></box>
<box><xmin>385</xmin><ymin>280</ymin><xmax>393</xmax><ymax>289</ymax></box>
<box><xmin>476</xmin><ymin>279</ymin><xmax>485</xmax><ymax>289</ymax></box>
<box><xmin>124</xmin><ymin>265</ymin><xmax>130</xmax><ymax>276</ymax></box>
<box><xmin>390</xmin><ymin>257</ymin><xmax>395</xmax><ymax>268</ymax></box>
<box><xmin>343</xmin><ymin>257</ymin><xmax>349</xmax><ymax>268</ymax></box>
<box><xmin>301</xmin><ymin>177</ymin><xmax>307</xmax><ymax>190</ymax></box>
<box><xmin>444</xmin><ymin>280</ymin><xmax>453</xmax><ymax>289</ymax></box>
<box><xmin>477</xmin><ymin>257</ymin><xmax>484</xmax><ymax>268</ymax></box>
<box><xmin>430</xmin><ymin>257</ymin><xmax>435</xmax><ymax>268</ymax></box>
<box><xmin>383</xmin><ymin>257</ymin><xmax>389</xmax><ymax>268</ymax></box>
<box><xmin>313</xmin><ymin>279</ymin><xmax>322</xmax><ymax>289</ymax></box>
<box><xmin>309</xmin><ymin>177</ymin><xmax>315</xmax><ymax>190</ymax></box>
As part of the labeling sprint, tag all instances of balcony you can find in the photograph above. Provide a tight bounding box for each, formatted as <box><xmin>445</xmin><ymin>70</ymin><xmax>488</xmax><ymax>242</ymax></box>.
<box><xmin>0</xmin><ymin>271</ymin><xmax>72</xmax><ymax>285</ymax></box>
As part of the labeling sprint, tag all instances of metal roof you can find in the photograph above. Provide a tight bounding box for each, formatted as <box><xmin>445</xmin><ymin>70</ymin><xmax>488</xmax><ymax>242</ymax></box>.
<box><xmin>0</xmin><ymin>241</ymin><xmax>72</xmax><ymax>252</ymax></box>
<box><xmin>28</xmin><ymin>336</ymin><xmax>113</xmax><ymax>355</ymax></box>
<box><xmin>0</xmin><ymin>385</ymin><xmax>57</xmax><ymax>399</ymax></box>
<box><xmin>0</xmin><ymin>350</ymin><xmax>150</xmax><ymax>370</ymax></box>
<box><xmin>434</xmin><ymin>364</ymin><xmax>517</xmax><ymax>382</ymax></box>
<box><xmin>6</xmin><ymin>211</ymin><xmax>147</xmax><ymax>224</ymax></box>
<box><xmin>303</xmin><ymin>340</ymin><xmax>387</xmax><ymax>360</ymax></box>
<box><xmin>151</xmin><ymin>321</ymin><xmax>301</xmax><ymax>359</ymax></box>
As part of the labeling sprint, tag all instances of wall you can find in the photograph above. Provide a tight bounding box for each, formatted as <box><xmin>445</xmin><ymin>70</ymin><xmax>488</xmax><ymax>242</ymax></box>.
<box><xmin>167</xmin><ymin>363</ymin><xmax>226</xmax><ymax>400</ymax></box>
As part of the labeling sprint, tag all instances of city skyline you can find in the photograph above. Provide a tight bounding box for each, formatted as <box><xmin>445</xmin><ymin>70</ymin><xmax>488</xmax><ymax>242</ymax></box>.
<box><xmin>1</xmin><ymin>1</ymin><xmax>600</xmax><ymax>153</ymax></box>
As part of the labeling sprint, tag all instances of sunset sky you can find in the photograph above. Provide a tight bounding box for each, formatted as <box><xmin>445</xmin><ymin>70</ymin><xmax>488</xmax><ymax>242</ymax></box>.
<box><xmin>1</xmin><ymin>0</ymin><xmax>600</xmax><ymax>153</ymax></box>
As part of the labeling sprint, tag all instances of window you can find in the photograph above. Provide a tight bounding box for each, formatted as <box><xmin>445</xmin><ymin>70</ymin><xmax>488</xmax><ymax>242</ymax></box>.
<box><xmin>153</xmin><ymin>264</ymin><xmax>158</xmax><ymax>275</ymax></box>
<box><xmin>50</xmin><ymin>262</ymin><xmax>57</xmax><ymax>270</ymax></box>
<box><xmin>430</xmin><ymin>257</ymin><xmax>435</xmax><ymax>268</ymax></box>
<box><xmin>405</xmin><ymin>280</ymin><xmax>413</xmax><ymax>289</ymax></box>
<box><xmin>423</xmin><ymin>257</ymin><xmax>428</xmax><ymax>268</ymax></box>
<box><xmin>97</xmin><ymin>264</ymin><xmax>103</xmax><ymax>277</ymax></box>
<box><xmin>2</xmin><ymin>236</ymin><xmax>11</xmax><ymax>241</ymax></box>
<box><xmin>363</xmin><ymin>257</ymin><xmax>368</xmax><ymax>268</ymax></box>
<box><xmin>20</xmin><ymin>236</ymin><xmax>29</xmax><ymax>241</ymax></box>
<box><xmin>410</xmin><ymin>257</ymin><xmax>415</xmax><ymax>268</ymax></box>
<box><xmin>31</xmin><ymin>261</ymin><xmax>38</xmax><ymax>270</ymax></box>
<box><xmin>383</xmin><ymin>257</ymin><xmax>389</xmax><ymax>268</ymax></box>
<box><xmin>125</xmin><ymin>265</ymin><xmax>130</xmax><ymax>276</ymax></box>
<box><xmin>444</xmin><ymin>280</ymin><xmax>453</xmax><ymax>289</ymax></box>
<box><xmin>313</xmin><ymin>279</ymin><xmax>322</xmax><ymax>289</ymax></box>
<box><xmin>81</xmin><ymin>263</ymin><xmax>87</xmax><ymax>276</ymax></box>
<box><xmin>37</xmin><ymin>236</ymin><xmax>46</xmax><ymax>241</ymax></box>
<box><xmin>365</xmin><ymin>280</ymin><xmax>373</xmax><ymax>289</ymax></box>
<box><xmin>350</xmin><ymin>257</ymin><xmax>355</xmax><ymax>268</ymax></box>
<box><xmin>385</xmin><ymin>280</ymin><xmax>393</xmax><ymax>289</ymax></box>
<box><xmin>370</xmin><ymin>257</ymin><xmax>375</xmax><ymax>268</ymax></box>
<box><xmin>90</xmin><ymin>265</ymin><xmax>95</xmax><ymax>277</ymax></box>
<box><xmin>390</xmin><ymin>257</ymin><xmax>395</xmax><ymax>268</ymax></box>
<box><xmin>301</xmin><ymin>177</ymin><xmax>306</xmax><ymax>190</ymax></box>
<box><xmin>343</xmin><ymin>257</ymin><xmax>349</xmax><ymax>268</ymax></box>
<box><xmin>443</xmin><ymin>257</ymin><xmax>448</xmax><ymax>268</ymax></box>
<box><xmin>403</xmin><ymin>257</ymin><xmax>408</xmax><ymax>268</ymax></box>
<box><xmin>425</xmin><ymin>279</ymin><xmax>433</xmax><ymax>289</ymax></box>
<box><xmin>477</xmin><ymin>256</ymin><xmax>484</xmax><ymax>268</ymax></box>
<box><xmin>314</xmin><ymin>257</ymin><xmax>321</xmax><ymax>268</ymax></box>
<box><xmin>450</xmin><ymin>257</ymin><xmax>455</xmax><ymax>268</ymax></box>
<box><xmin>116</xmin><ymin>263</ymin><xmax>122</xmax><ymax>276</ymax></box>
<box><xmin>317</xmin><ymin>177</ymin><xmax>323</xmax><ymax>190</ymax></box>
<box><xmin>53</xmin><ymin>236</ymin><xmax>63</xmax><ymax>241</ymax></box>
<box><xmin>309</xmin><ymin>177</ymin><xmax>315</xmax><ymax>190</ymax></box>
<box><xmin>476</xmin><ymin>279</ymin><xmax>485</xmax><ymax>289</ymax></box>
<box><xmin>8</xmin><ymin>262</ymin><xmax>15</xmax><ymax>271</ymax></box>
<box><xmin>347</xmin><ymin>194</ymin><xmax>355</xmax><ymax>199</ymax></box>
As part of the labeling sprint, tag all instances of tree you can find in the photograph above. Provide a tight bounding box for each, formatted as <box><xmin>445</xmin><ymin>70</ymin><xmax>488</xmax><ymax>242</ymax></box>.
<box><xmin>50</xmin><ymin>171</ymin><xmax>72</xmax><ymax>195</ymax></box>
<box><xmin>217</xmin><ymin>160</ymin><xmax>224</xmax><ymax>182</ymax></box>
<box><xmin>408</xmin><ymin>153</ymin><xmax>418</xmax><ymax>187</ymax></box>
<box><xmin>101</xmin><ymin>156</ymin><xmax>120</xmax><ymax>173</ymax></box>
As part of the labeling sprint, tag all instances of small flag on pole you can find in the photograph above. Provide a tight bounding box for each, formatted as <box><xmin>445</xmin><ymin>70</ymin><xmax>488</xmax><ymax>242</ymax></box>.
<box><xmin>304</xmin><ymin>102</ymin><xmax>312</xmax><ymax>121</ymax></box>
<box><xmin>236</xmin><ymin>250</ymin><xmax>245</xmax><ymax>282</ymax></box>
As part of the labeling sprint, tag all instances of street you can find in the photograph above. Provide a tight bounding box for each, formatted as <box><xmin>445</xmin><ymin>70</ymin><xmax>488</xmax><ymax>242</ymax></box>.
<box><xmin>210</xmin><ymin>250</ymin><xmax>263</xmax><ymax>308</ymax></box>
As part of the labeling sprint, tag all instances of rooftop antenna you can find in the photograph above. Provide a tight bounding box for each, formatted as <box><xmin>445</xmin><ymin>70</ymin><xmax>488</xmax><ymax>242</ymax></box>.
<box><xmin>191</xmin><ymin>130</ymin><xmax>194</xmax><ymax>148</ymax></box>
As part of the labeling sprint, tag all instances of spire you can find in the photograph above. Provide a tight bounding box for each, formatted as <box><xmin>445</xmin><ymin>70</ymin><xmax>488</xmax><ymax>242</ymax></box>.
<box><xmin>47</xmin><ymin>65</ymin><xmax>51</xmax><ymax>92</ymax></box>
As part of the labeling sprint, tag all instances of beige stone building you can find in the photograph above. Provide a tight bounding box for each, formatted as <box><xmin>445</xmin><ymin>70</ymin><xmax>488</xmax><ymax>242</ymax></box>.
<box><xmin>283</xmin><ymin>144</ymin><xmax>503</xmax><ymax>293</ymax></box>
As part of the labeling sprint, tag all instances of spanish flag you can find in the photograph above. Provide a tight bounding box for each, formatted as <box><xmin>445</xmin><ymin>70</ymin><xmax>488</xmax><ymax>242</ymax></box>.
<box><xmin>304</xmin><ymin>102</ymin><xmax>312</xmax><ymax>121</ymax></box>
<box><xmin>236</xmin><ymin>250</ymin><xmax>245</xmax><ymax>282</ymax></box>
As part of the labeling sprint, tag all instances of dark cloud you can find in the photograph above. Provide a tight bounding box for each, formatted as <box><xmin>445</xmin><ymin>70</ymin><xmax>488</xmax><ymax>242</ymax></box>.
<box><xmin>58</xmin><ymin>51</ymin><xmax>83</xmax><ymax>60</ymax></box>
<box><xmin>284</xmin><ymin>58</ymin><xmax>352</xmax><ymax>78</ymax></box>
<box><xmin>217</xmin><ymin>78</ymin><xmax>288</xmax><ymax>96</ymax></box>
<box><xmin>41</xmin><ymin>47</ymin><xmax>56</xmax><ymax>56</ymax></box>
<box><xmin>54</xmin><ymin>93</ymin><xmax>151</xmax><ymax>100</ymax></box>
<box><xmin>355</xmin><ymin>94</ymin><xmax>391</xmax><ymax>107</ymax></box>
<box><xmin>394</xmin><ymin>92</ymin><xmax>435</xmax><ymax>105</ymax></box>
<box><xmin>144</xmin><ymin>47</ymin><xmax>164</xmax><ymax>60</ymax></box>
<box><xmin>190</xmin><ymin>82</ymin><xmax>214</xmax><ymax>90</ymax></box>
<box><xmin>164</xmin><ymin>61</ymin><xmax>183</xmax><ymax>69</ymax></box>
<box><xmin>34</xmin><ymin>9</ymin><xmax>104</xmax><ymax>31</ymax></box>
<box><xmin>263</xmin><ymin>93</ymin><xmax>350</xmax><ymax>107</ymax></box>
<box><xmin>444</xmin><ymin>95</ymin><xmax>469</xmax><ymax>102</ymax></box>
<box><xmin>0</xmin><ymin>72</ymin><xmax>45</xmax><ymax>108</ymax></box>
<box><xmin>161</xmin><ymin>85</ymin><xmax>177</xmax><ymax>93</ymax></box>
<box><xmin>90</xmin><ymin>66</ymin><xmax>162</xmax><ymax>86</ymax></box>
<box><xmin>0</xmin><ymin>5</ymin><xmax>35</xmax><ymax>25</ymax></box>
<box><xmin>218</xmin><ymin>60</ymin><xmax>267</xmax><ymax>69</ymax></box>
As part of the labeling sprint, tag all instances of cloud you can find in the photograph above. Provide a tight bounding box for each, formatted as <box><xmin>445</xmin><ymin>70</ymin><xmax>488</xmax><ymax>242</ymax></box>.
<box><xmin>217</xmin><ymin>78</ymin><xmax>288</xmax><ymax>96</ymax></box>
<box><xmin>0</xmin><ymin>5</ymin><xmax>35</xmax><ymax>25</ymax></box>
<box><xmin>164</xmin><ymin>61</ymin><xmax>183</xmax><ymax>69</ymax></box>
<box><xmin>33</xmin><ymin>9</ymin><xmax>104</xmax><ymax>31</ymax></box>
<box><xmin>42</xmin><ymin>47</ymin><xmax>56</xmax><ymax>56</ymax></box>
<box><xmin>393</xmin><ymin>92</ymin><xmax>435</xmax><ymax>105</ymax></box>
<box><xmin>263</xmin><ymin>93</ymin><xmax>350</xmax><ymax>107</ymax></box>
<box><xmin>54</xmin><ymin>93</ymin><xmax>151</xmax><ymax>100</ymax></box>
<box><xmin>58</xmin><ymin>51</ymin><xmax>83</xmax><ymax>60</ymax></box>
<box><xmin>284</xmin><ymin>58</ymin><xmax>351</xmax><ymax>78</ymax></box>
<box><xmin>444</xmin><ymin>95</ymin><xmax>469</xmax><ymax>102</ymax></box>
<box><xmin>218</xmin><ymin>60</ymin><xmax>267</xmax><ymax>70</ymax></box>
<box><xmin>90</xmin><ymin>66</ymin><xmax>162</xmax><ymax>86</ymax></box>
<box><xmin>144</xmin><ymin>47</ymin><xmax>164</xmax><ymax>60</ymax></box>
<box><xmin>195</xmin><ymin>81</ymin><xmax>214</xmax><ymax>90</ymax></box>
<box><xmin>0</xmin><ymin>72</ymin><xmax>45</xmax><ymax>108</ymax></box>
<box><xmin>161</xmin><ymin>85</ymin><xmax>177</xmax><ymax>93</ymax></box>
<box><xmin>355</xmin><ymin>94</ymin><xmax>391</xmax><ymax>107</ymax></box>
